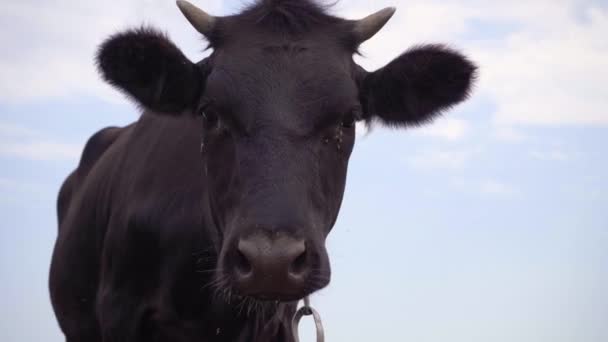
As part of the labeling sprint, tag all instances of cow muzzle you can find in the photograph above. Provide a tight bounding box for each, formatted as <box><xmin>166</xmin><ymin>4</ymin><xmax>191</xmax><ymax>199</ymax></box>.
<box><xmin>219</xmin><ymin>232</ymin><xmax>329</xmax><ymax>301</ymax></box>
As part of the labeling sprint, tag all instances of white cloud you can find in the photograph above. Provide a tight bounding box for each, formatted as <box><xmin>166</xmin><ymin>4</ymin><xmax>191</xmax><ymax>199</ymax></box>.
<box><xmin>342</xmin><ymin>0</ymin><xmax>478</xmax><ymax>70</ymax></box>
<box><xmin>411</xmin><ymin>118</ymin><xmax>469</xmax><ymax>141</ymax></box>
<box><xmin>451</xmin><ymin>177</ymin><xmax>520</xmax><ymax>198</ymax></box>
<box><xmin>475</xmin><ymin>3</ymin><xmax>608</xmax><ymax>126</ymax></box>
<box><xmin>479</xmin><ymin>179</ymin><xmax>519</xmax><ymax>197</ymax></box>
<box><xmin>0</xmin><ymin>121</ymin><xmax>82</xmax><ymax>161</ymax></box>
<box><xmin>0</xmin><ymin>177</ymin><xmax>55</xmax><ymax>204</ymax></box>
<box><xmin>342</xmin><ymin>0</ymin><xmax>608</xmax><ymax>127</ymax></box>
<box><xmin>494</xmin><ymin>126</ymin><xmax>528</xmax><ymax>143</ymax></box>
<box><xmin>0</xmin><ymin>177</ymin><xmax>40</xmax><ymax>194</ymax></box>
<box><xmin>407</xmin><ymin>148</ymin><xmax>479</xmax><ymax>170</ymax></box>
<box><xmin>529</xmin><ymin>149</ymin><xmax>570</xmax><ymax>162</ymax></box>
<box><xmin>0</xmin><ymin>141</ymin><xmax>82</xmax><ymax>162</ymax></box>
<box><xmin>0</xmin><ymin>122</ymin><xmax>38</xmax><ymax>138</ymax></box>
<box><xmin>0</xmin><ymin>0</ymin><xmax>222</xmax><ymax>104</ymax></box>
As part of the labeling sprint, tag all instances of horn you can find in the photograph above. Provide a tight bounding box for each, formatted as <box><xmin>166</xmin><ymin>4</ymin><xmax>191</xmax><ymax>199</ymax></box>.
<box><xmin>176</xmin><ymin>0</ymin><xmax>217</xmax><ymax>36</ymax></box>
<box><xmin>353</xmin><ymin>7</ymin><xmax>396</xmax><ymax>43</ymax></box>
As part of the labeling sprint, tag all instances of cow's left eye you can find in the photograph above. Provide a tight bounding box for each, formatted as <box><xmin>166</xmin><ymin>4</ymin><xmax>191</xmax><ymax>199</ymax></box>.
<box><xmin>341</xmin><ymin>109</ymin><xmax>361</xmax><ymax>129</ymax></box>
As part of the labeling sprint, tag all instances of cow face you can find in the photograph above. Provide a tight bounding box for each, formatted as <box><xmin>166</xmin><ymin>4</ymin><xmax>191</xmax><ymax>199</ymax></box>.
<box><xmin>97</xmin><ymin>0</ymin><xmax>476</xmax><ymax>302</ymax></box>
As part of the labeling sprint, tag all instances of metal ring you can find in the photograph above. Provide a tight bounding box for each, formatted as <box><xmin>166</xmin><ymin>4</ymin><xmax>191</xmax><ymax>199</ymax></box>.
<box><xmin>292</xmin><ymin>298</ymin><xmax>325</xmax><ymax>342</ymax></box>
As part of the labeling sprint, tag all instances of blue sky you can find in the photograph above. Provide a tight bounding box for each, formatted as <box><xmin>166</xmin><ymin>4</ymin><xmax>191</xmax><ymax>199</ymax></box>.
<box><xmin>1</xmin><ymin>0</ymin><xmax>607</xmax><ymax>341</ymax></box>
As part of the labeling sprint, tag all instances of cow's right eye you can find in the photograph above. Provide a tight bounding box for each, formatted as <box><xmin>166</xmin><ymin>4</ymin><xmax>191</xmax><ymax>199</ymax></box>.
<box><xmin>341</xmin><ymin>108</ymin><xmax>362</xmax><ymax>129</ymax></box>
<box><xmin>201</xmin><ymin>106</ymin><xmax>220</xmax><ymax>129</ymax></box>
<box><xmin>341</xmin><ymin>113</ymin><xmax>356</xmax><ymax>129</ymax></box>
<box><xmin>203</xmin><ymin>111</ymin><xmax>218</xmax><ymax>126</ymax></box>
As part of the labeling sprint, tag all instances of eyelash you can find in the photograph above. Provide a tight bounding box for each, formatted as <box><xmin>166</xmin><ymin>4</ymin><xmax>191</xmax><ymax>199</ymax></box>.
<box><xmin>199</xmin><ymin>100</ymin><xmax>220</xmax><ymax>129</ymax></box>
<box><xmin>341</xmin><ymin>108</ymin><xmax>362</xmax><ymax>128</ymax></box>
<box><xmin>202</xmin><ymin>110</ymin><xmax>219</xmax><ymax>127</ymax></box>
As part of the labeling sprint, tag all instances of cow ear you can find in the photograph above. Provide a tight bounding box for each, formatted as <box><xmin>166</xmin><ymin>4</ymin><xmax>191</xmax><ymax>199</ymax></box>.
<box><xmin>97</xmin><ymin>27</ymin><xmax>202</xmax><ymax>114</ymax></box>
<box><xmin>359</xmin><ymin>44</ymin><xmax>477</xmax><ymax>127</ymax></box>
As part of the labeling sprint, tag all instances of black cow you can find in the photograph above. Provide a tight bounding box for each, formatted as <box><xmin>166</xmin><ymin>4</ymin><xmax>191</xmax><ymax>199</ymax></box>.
<box><xmin>49</xmin><ymin>0</ymin><xmax>476</xmax><ymax>341</ymax></box>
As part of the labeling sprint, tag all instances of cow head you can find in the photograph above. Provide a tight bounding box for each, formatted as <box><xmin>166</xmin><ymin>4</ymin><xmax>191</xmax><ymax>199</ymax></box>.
<box><xmin>97</xmin><ymin>0</ymin><xmax>476</xmax><ymax>302</ymax></box>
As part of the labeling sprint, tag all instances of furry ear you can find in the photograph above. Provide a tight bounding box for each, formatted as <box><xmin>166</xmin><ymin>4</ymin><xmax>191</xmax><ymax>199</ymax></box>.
<box><xmin>96</xmin><ymin>27</ymin><xmax>202</xmax><ymax>114</ymax></box>
<box><xmin>359</xmin><ymin>44</ymin><xmax>477</xmax><ymax>127</ymax></box>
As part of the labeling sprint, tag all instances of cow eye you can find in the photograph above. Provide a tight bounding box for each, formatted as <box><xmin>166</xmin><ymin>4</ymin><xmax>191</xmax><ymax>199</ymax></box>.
<box><xmin>201</xmin><ymin>107</ymin><xmax>219</xmax><ymax>129</ymax></box>
<box><xmin>341</xmin><ymin>109</ymin><xmax>361</xmax><ymax>129</ymax></box>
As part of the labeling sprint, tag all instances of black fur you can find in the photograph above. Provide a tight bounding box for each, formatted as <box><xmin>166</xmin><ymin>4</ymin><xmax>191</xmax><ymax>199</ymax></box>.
<box><xmin>237</xmin><ymin>0</ymin><xmax>340</xmax><ymax>35</ymax></box>
<box><xmin>52</xmin><ymin>1</ymin><xmax>477</xmax><ymax>342</ymax></box>
<box><xmin>96</xmin><ymin>27</ymin><xmax>202</xmax><ymax>113</ymax></box>
<box><xmin>205</xmin><ymin>0</ymin><xmax>348</xmax><ymax>49</ymax></box>
<box><xmin>360</xmin><ymin>44</ymin><xmax>477</xmax><ymax>127</ymax></box>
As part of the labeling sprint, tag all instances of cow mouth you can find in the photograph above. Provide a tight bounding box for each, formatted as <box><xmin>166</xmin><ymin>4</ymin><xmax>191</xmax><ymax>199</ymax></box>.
<box><xmin>227</xmin><ymin>282</ymin><xmax>317</xmax><ymax>303</ymax></box>
<box><xmin>208</xmin><ymin>275</ymin><xmax>316</xmax><ymax>305</ymax></box>
<box><xmin>247</xmin><ymin>292</ymin><xmax>307</xmax><ymax>302</ymax></box>
<box><xmin>214</xmin><ymin>290</ymin><xmax>307</xmax><ymax>312</ymax></box>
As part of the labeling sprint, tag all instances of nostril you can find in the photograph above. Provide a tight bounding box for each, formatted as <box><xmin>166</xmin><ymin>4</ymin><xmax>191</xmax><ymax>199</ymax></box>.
<box><xmin>235</xmin><ymin>248</ymin><xmax>252</xmax><ymax>276</ymax></box>
<box><xmin>289</xmin><ymin>249</ymin><xmax>309</xmax><ymax>277</ymax></box>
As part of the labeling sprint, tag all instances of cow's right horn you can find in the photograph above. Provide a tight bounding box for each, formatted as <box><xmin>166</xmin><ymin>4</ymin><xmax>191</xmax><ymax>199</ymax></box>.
<box><xmin>176</xmin><ymin>0</ymin><xmax>217</xmax><ymax>37</ymax></box>
<box><xmin>352</xmin><ymin>7</ymin><xmax>396</xmax><ymax>44</ymax></box>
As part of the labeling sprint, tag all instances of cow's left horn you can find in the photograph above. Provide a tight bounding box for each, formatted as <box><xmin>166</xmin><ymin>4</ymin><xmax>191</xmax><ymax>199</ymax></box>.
<box><xmin>352</xmin><ymin>7</ymin><xmax>396</xmax><ymax>44</ymax></box>
<box><xmin>176</xmin><ymin>0</ymin><xmax>217</xmax><ymax>36</ymax></box>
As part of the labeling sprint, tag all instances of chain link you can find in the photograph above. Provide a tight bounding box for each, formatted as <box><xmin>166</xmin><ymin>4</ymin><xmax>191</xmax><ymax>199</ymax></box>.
<box><xmin>292</xmin><ymin>297</ymin><xmax>325</xmax><ymax>342</ymax></box>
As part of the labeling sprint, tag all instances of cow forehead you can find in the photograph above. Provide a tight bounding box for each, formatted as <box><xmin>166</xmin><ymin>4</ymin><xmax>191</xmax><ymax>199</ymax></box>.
<box><xmin>208</xmin><ymin>44</ymin><xmax>355</xmax><ymax>93</ymax></box>
<box><xmin>215</xmin><ymin>37</ymin><xmax>350</xmax><ymax>65</ymax></box>
<box><xmin>205</xmin><ymin>53</ymin><xmax>358</xmax><ymax>111</ymax></box>
<box><xmin>203</xmin><ymin>49</ymin><xmax>359</xmax><ymax>134</ymax></box>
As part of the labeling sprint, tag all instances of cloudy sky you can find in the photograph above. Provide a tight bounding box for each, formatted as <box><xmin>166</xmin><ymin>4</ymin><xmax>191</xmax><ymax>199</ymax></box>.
<box><xmin>1</xmin><ymin>0</ymin><xmax>607</xmax><ymax>341</ymax></box>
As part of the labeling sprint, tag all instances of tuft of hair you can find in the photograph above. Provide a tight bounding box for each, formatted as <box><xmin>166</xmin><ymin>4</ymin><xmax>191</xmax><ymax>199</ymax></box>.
<box><xmin>96</xmin><ymin>27</ymin><xmax>201</xmax><ymax>113</ymax></box>
<box><xmin>237</xmin><ymin>0</ymin><xmax>341</xmax><ymax>35</ymax></box>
